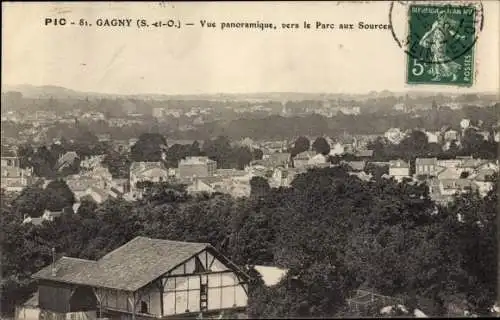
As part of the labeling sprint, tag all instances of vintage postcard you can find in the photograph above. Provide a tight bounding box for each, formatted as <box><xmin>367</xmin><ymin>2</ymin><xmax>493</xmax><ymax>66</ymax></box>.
<box><xmin>1</xmin><ymin>1</ymin><xmax>499</xmax><ymax>320</ymax></box>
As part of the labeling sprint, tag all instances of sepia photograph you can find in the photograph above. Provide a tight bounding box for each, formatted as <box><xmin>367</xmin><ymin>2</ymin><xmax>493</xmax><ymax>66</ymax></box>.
<box><xmin>1</xmin><ymin>1</ymin><xmax>499</xmax><ymax>319</ymax></box>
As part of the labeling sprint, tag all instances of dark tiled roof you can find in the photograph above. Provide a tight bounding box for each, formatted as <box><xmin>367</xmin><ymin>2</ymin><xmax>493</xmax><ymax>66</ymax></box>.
<box><xmin>32</xmin><ymin>257</ymin><xmax>98</xmax><ymax>285</ymax></box>
<box><xmin>33</xmin><ymin>236</ymin><xmax>210</xmax><ymax>292</ymax></box>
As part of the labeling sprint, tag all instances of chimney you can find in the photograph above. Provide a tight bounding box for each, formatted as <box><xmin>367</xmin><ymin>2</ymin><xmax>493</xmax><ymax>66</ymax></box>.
<box><xmin>51</xmin><ymin>247</ymin><xmax>57</xmax><ymax>276</ymax></box>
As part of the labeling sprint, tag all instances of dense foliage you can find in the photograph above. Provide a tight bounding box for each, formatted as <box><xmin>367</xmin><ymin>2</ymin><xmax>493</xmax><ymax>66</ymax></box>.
<box><xmin>1</xmin><ymin>167</ymin><xmax>496</xmax><ymax>317</ymax></box>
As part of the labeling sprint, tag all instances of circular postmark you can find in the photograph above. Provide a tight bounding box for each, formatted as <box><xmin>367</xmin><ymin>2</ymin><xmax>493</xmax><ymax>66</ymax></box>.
<box><xmin>388</xmin><ymin>0</ymin><xmax>484</xmax><ymax>65</ymax></box>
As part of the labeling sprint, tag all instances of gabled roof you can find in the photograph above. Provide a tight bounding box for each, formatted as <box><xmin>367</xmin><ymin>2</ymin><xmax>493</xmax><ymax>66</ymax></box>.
<box><xmin>57</xmin><ymin>152</ymin><xmax>79</xmax><ymax>166</ymax></box>
<box><xmin>33</xmin><ymin>236</ymin><xmax>212</xmax><ymax>292</ymax></box>
<box><xmin>345</xmin><ymin>161</ymin><xmax>366</xmax><ymax>171</ymax></box>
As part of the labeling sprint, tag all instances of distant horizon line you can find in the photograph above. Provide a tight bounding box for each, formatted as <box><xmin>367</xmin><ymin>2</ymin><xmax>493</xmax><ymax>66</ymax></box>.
<box><xmin>1</xmin><ymin>83</ymin><xmax>498</xmax><ymax>97</ymax></box>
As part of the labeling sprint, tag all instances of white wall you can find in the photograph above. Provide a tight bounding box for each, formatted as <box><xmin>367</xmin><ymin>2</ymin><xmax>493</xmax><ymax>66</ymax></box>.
<box><xmin>147</xmin><ymin>250</ymin><xmax>248</xmax><ymax>316</ymax></box>
<box><xmin>16</xmin><ymin>307</ymin><xmax>40</xmax><ymax>320</ymax></box>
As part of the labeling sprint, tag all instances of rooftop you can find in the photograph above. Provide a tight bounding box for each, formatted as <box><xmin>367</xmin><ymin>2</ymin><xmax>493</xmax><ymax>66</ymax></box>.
<box><xmin>130</xmin><ymin>161</ymin><xmax>166</xmax><ymax>174</ymax></box>
<box><xmin>33</xmin><ymin>236</ymin><xmax>212</xmax><ymax>292</ymax></box>
<box><xmin>179</xmin><ymin>156</ymin><xmax>216</xmax><ymax>165</ymax></box>
<box><xmin>389</xmin><ymin>160</ymin><xmax>409</xmax><ymax>168</ymax></box>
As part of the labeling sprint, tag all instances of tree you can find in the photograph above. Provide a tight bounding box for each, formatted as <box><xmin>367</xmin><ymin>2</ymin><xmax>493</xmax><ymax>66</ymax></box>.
<box><xmin>249</xmin><ymin>176</ymin><xmax>271</xmax><ymax>197</ymax></box>
<box><xmin>312</xmin><ymin>137</ymin><xmax>331</xmax><ymax>155</ymax></box>
<box><xmin>252</xmin><ymin>148</ymin><xmax>264</xmax><ymax>161</ymax></box>
<box><xmin>365</xmin><ymin>162</ymin><xmax>389</xmax><ymax>179</ymax></box>
<box><xmin>202</xmin><ymin>136</ymin><xmax>233</xmax><ymax>168</ymax></box>
<box><xmin>44</xmin><ymin>179</ymin><xmax>75</xmax><ymax>211</ymax></box>
<box><xmin>232</xmin><ymin>146</ymin><xmax>253</xmax><ymax>170</ymax></box>
<box><xmin>291</xmin><ymin>136</ymin><xmax>310</xmax><ymax>156</ymax></box>
<box><xmin>130</xmin><ymin>133</ymin><xmax>167</xmax><ymax>162</ymax></box>
<box><xmin>102</xmin><ymin>151</ymin><xmax>130</xmax><ymax>179</ymax></box>
<box><xmin>397</xmin><ymin>130</ymin><xmax>430</xmax><ymax>159</ymax></box>
<box><xmin>11</xmin><ymin>185</ymin><xmax>47</xmax><ymax>218</ymax></box>
<box><xmin>17</xmin><ymin>144</ymin><xmax>34</xmax><ymax>169</ymax></box>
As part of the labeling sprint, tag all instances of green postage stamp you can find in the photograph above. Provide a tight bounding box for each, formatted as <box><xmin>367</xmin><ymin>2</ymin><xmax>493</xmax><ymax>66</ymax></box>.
<box><xmin>405</xmin><ymin>4</ymin><xmax>479</xmax><ymax>86</ymax></box>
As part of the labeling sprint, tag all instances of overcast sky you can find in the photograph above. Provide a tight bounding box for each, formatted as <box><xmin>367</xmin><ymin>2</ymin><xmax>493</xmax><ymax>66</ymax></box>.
<box><xmin>2</xmin><ymin>1</ymin><xmax>499</xmax><ymax>95</ymax></box>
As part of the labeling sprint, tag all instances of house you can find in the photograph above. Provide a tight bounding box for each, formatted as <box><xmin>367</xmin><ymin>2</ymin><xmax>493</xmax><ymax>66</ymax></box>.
<box><xmin>308</xmin><ymin>153</ymin><xmax>328</xmax><ymax>166</ymax></box>
<box><xmin>335</xmin><ymin>135</ymin><xmax>358</xmax><ymax>153</ymax></box>
<box><xmin>66</xmin><ymin>177</ymin><xmax>103</xmax><ymax>201</ymax></box>
<box><xmin>384</xmin><ymin>128</ymin><xmax>405</xmax><ymax>145</ymax></box>
<box><xmin>425</xmin><ymin>131</ymin><xmax>441</xmax><ymax>144</ymax></box>
<box><xmin>129</xmin><ymin>162</ymin><xmax>169</xmax><ymax>192</ymax></box>
<box><xmin>249</xmin><ymin>152</ymin><xmax>291</xmax><ymax>169</ymax></box>
<box><xmin>56</xmin><ymin>151</ymin><xmax>79</xmax><ymax>171</ymax></box>
<box><xmin>389</xmin><ymin>160</ymin><xmax>410</xmax><ymax>182</ymax></box>
<box><xmin>293</xmin><ymin>151</ymin><xmax>317</xmax><ymax>168</ymax></box>
<box><xmin>436</xmin><ymin>159</ymin><xmax>462</xmax><ymax>168</ymax></box>
<box><xmin>260</xmin><ymin>141</ymin><xmax>288</xmax><ymax>154</ymax></box>
<box><xmin>354</xmin><ymin>149</ymin><xmax>374</xmax><ymax>159</ymax></box>
<box><xmin>23</xmin><ymin>210</ymin><xmax>63</xmax><ymax>225</ymax></box>
<box><xmin>265</xmin><ymin>152</ymin><xmax>292</xmax><ymax>168</ymax></box>
<box><xmin>470</xmin><ymin>167</ymin><xmax>496</xmax><ymax>196</ymax></box>
<box><xmin>443</xmin><ymin>130</ymin><xmax>459</xmax><ymax>142</ymax></box>
<box><xmin>457</xmin><ymin>156</ymin><xmax>487</xmax><ymax>171</ymax></box>
<box><xmin>80</xmin><ymin>155</ymin><xmax>105</xmax><ymax>171</ymax></box>
<box><xmin>344</xmin><ymin>161</ymin><xmax>366</xmax><ymax>172</ymax></box>
<box><xmin>438</xmin><ymin>179</ymin><xmax>479</xmax><ymax>196</ymax></box>
<box><xmin>270</xmin><ymin>167</ymin><xmax>298</xmax><ymax>188</ymax></box>
<box><xmin>348</xmin><ymin>171</ymin><xmax>373</xmax><ymax>182</ymax></box>
<box><xmin>186</xmin><ymin>178</ymin><xmax>218</xmax><ymax>195</ymax></box>
<box><xmin>245</xmin><ymin>165</ymin><xmax>272</xmax><ymax>179</ymax></box>
<box><xmin>218</xmin><ymin>178</ymin><xmax>252</xmax><ymax>198</ymax></box>
<box><xmin>96</xmin><ymin>133</ymin><xmax>111</xmax><ymax>142</ymax></box>
<box><xmin>84</xmin><ymin>167</ymin><xmax>113</xmax><ymax>185</ymax></box>
<box><xmin>215</xmin><ymin>169</ymin><xmax>248</xmax><ymax>178</ymax></box>
<box><xmin>85</xmin><ymin>186</ymin><xmax>109</xmax><ymax>204</ymax></box>
<box><xmin>436</xmin><ymin>167</ymin><xmax>464</xmax><ymax>180</ymax></box>
<box><xmin>415</xmin><ymin>158</ymin><xmax>439</xmax><ymax>177</ymax></box>
<box><xmin>178</xmin><ymin>157</ymin><xmax>217</xmax><ymax>178</ymax></box>
<box><xmin>1</xmin><ymin>154</ymin><xmax>34</xmax><ymax>193</ymax></box>
<box><xmin>329</xmin><ymin>142</ymin><xmax>345</xmax><ymax>156</ymax></box>
<box><xmin>31</xmin><ymin>236</ymin><xmax>250</xmax><ymax>319</ymax></box>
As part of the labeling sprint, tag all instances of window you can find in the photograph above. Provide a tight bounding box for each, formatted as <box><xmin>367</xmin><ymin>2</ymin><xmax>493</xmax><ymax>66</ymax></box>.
<box><xmin>141</xmin><ymin>301</ymin><xmax>148</xmax><ymax>313</ymax></box>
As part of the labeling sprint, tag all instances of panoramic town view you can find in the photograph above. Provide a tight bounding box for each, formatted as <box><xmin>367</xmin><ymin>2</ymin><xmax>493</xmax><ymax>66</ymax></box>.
<box><xmin>2</xmin><ymin>1</ymin><xmax>499</xmax><ymax>320</ymax></box>
<box><xmin>2</xmin><ymin>86</ymin><xmax>499</xmax><ymax>318</ymax></box>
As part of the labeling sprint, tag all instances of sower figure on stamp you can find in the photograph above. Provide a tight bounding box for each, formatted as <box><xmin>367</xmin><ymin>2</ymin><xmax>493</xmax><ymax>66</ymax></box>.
<box><xmin>418</xmin><ymin>10</ymin><xmax>466</xmax><ymax>82</ymax></box>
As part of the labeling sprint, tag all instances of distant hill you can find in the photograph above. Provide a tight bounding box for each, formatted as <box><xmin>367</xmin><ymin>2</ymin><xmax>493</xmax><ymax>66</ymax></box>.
<box><xmin>1</xmin><ymin>84</ymin><xmax>85</xmax><ymax>99</ymax></box>
<box><xmin>1</xmin><ymin>84</ymin><xmax>497</xmax><ymax>102</ymax></box>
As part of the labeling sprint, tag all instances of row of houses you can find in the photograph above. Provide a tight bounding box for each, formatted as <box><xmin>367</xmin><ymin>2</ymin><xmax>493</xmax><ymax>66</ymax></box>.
<box><xmin>386</xmin><ymin>156</ymin><xmax>497</xmax><ymax>204</ymax></box>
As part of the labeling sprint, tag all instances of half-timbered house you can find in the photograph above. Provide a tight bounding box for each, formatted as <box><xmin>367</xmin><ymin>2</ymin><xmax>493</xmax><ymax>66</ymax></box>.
<box><xmin>31</xmin><ymin>236</ymin><xmax>250</xmax><ymax>319</ymax></box>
